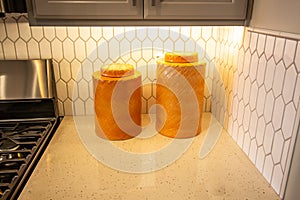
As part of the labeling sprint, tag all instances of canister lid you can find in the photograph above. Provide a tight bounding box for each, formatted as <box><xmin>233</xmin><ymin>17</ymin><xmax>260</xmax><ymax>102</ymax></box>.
<box><xmin>101</xmin><ymin>63</ymin><xmax>135</xmax><ymax>78</ymax></box>
<box><xmin>164</xmin><ymin>52</ymin><xmax>198</xmax><ymax>63</ymax></box>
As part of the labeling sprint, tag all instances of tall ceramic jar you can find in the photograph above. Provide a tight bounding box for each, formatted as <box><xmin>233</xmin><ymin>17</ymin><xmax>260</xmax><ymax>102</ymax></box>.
<box><xmin>156</xmin><ymin>52</ymin><xmax>206</xmax><ymax>138</ymax></box>
<box><xmin>93</xmin><ymin>63</ymin><xmax>142</xmax><ymax>140</ymax></box>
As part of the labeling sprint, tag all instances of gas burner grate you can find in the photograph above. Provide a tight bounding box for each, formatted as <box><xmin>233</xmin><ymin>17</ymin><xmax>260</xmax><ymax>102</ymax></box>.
<box><xmin>0</xmin><ymin>139</ymin><xmax>19</xmax><ymax>152</ymax></box>
<box><xmin>0</xmin><ymin>118</ymin><xmax>59</xmax><ymax>200</ymax></box>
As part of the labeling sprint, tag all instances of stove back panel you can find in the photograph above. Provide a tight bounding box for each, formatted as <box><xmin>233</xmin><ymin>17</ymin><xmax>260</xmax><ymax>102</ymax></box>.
<box><xmin>0</xmin><ymin>59</ymin><xmax>55</xmax><ymax>100</ymax></box>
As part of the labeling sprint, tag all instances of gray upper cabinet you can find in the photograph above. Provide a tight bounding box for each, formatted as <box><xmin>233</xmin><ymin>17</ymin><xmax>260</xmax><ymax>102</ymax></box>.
<box><xmin>26</xmin><ymin>0</ymin><xmax>252</xmax><ymax>26</ymax></box>
<box><xmin>144</xmin><ymin>0</ymin><xmax>248</xmax><ymax>20</ymax></box>
<box><xmin>27</xmin><ymin>0</ymin><xmax>143</xmax><ymax>23</ymax></box>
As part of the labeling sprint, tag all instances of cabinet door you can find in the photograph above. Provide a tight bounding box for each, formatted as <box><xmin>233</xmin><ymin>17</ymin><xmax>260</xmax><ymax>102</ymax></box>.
<box><xmin>144</xmin><ymin>0</ymin><xmax>248</xmax><ymax>20</ymax></box>
<box><xmin>30</xmin><ymin>0</ymin><xmax>143</xmax><ymax>19</ymax></box>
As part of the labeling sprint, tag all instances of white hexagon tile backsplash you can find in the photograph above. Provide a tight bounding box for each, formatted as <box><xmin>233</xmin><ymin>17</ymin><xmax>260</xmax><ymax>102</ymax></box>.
<box><xmin>1</xmin><ymin>15</ymin><xmax>300</xmax><ymax>199</ymax></box>
<box><xmin>221</xmin><ymin>29</ymin><xmax>300</xmax><ymax>198</ymax></box>
<box><xmin>0</xmin><ymin>15</ymin><xmax>218</xmax><ymax>116</ymax></box>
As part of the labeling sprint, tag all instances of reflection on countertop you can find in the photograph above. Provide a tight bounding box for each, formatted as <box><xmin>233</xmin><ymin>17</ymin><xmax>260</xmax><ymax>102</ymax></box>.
<box><xmin>18</xmin><ymin>113</ymin><xmax>280</xmax><ymax>200</ymax></box>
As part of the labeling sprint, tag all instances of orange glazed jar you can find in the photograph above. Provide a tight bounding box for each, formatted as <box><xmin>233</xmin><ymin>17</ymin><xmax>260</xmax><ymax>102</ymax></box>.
<box><xmin>93</xmin><ymin>63</ymin><xmax>142</xmax><ymax>140</ymax></box>
<box><xmin>156</xmin><ymin>52</ymin><xmax>206</xmax><ymax>138</ymax></box>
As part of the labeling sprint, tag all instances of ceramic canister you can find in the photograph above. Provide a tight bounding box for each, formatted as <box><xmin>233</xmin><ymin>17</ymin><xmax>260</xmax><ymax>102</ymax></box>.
<box><xmin>93</xmin><ymin>63</ymin><xmax>142</xmax><ymax>140</ymax></box>
<box><xmin>156</xmin><ymin>52</ymin><xmax>206</xmax><ymax>138</ymax></box>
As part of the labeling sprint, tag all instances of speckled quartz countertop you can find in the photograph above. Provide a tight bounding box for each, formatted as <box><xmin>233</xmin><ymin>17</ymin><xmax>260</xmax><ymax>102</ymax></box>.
<box><xmin>18</xmin><ymin>114</ymin><xmax>280</xmax><ymax>200</ymax></box>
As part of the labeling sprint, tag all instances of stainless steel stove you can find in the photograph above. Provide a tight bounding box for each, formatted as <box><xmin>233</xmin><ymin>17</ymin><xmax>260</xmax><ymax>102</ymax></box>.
<box><xmin>0</xmin><ymin>59</ymin><xmax>61</xmax><ymax>200</ymax></box>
